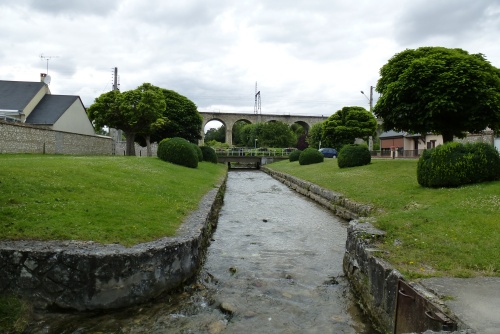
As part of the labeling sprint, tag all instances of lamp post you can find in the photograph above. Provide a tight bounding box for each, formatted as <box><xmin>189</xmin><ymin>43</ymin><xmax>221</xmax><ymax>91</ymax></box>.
<box><xmin>254</xmin><ymin>139</ymin><xmax>258</xmax><ymax>149</ymax></box>
<box><xmin>360</xmin><ymin>86</ymin><xmax>374</xmax><ymax>112</ymax></box>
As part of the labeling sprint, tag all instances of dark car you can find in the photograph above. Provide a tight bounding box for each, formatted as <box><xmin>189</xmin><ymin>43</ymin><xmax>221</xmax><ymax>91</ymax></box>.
<box><xmin>319</xmin><ymin>147</ymin><xmax>338</xmax><ymax>158</ymax></box>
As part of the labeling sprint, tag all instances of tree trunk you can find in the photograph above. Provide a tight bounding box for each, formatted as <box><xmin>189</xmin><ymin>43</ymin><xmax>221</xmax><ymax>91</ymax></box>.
<box><xmin>145</xmin><ymin>135</ymin><xmax>152</xmax><ymax>157</ymax></box>
<box><xmin>125</xmin><ymin>132</ymin><xmax>136</xmax><ymax>156</ymax></box>
<box><xmin>441</xmin><ymin>131</ymin><xmax>454</xmax><ymax>143</ymax></box>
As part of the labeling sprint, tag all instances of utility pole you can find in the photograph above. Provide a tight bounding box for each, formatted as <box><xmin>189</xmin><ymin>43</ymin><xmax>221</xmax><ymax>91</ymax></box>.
<box><xmin>254</xmin><ymin>82</ymin><xmax>261</xmax><ymax>114</ymax></box>
<box><xmin>110</xmin><ymin>67</ymin><xmax>121</xmax><ymax>146</ymax></box>
<box><xmin>360</xmin><ymin>85</ymin><xmax>373</xmax><ymax>112</ymax></box>
<box><xmin>112</xmin><ymin>67</ymin><xmax>120</xmax><ymax>91</ymax></box>
<box><xmin>40</xmin><ymin>54</ymin><xmax>59</xmax><ymax>74</ymax></box>
<box><xmin>361</xmin><ymin>85</ymin><xmax>375</xmax><ymax>152</ymax></box>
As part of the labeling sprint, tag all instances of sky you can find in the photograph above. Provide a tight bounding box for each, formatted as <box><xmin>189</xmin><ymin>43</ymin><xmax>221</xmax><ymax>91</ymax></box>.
<box><xmin>1</xmin><ymin>0</ymin><xmax>499</xmax><ymax>129</ymax></box>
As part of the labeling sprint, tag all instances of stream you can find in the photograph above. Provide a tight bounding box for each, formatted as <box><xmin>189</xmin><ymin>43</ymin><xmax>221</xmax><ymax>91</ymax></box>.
<box><xmin>27</xmin><ymin>170</ymin><xmax>376</xmax><ymax>333</ymax></box>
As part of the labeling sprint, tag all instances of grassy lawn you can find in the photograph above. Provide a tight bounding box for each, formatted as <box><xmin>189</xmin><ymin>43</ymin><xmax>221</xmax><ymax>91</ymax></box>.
<box><xmin>267</xmin><ymin>158</ymin><xmax>500</xmax><ymax>278</ymax></box>
<box><xmin>0</xmin><ymin>295</ymin><xmax>30</xmax><ymax>334</ymax></box>
<box><xmin>0</xmin><ymin>155</ymin><xmax>227</xmax><ymax>246</ymax></box>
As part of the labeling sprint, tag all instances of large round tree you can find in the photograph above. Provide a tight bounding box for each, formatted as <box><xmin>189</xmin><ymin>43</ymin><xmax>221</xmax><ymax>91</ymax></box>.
<box><xmin>88</xmin><ymin>83</ymin><xmax>166</xmax><ymax>156</ymax></box>
<box><xmin>373</xmin><ymin>47</ymin><xmax>500</xmax><ymax>142</ymax></box>
<box><xmin>139</xmin><ymin>89</ymin><xmax>202</xmax><ymax>145</ymax></box>
<box><xmin>322</xmin><ymin>106</ymin><xmax>377</xmax><ymax>150</ymax></box>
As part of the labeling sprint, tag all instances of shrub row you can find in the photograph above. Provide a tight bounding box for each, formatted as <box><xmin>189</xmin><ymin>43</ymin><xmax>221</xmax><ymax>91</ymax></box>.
<box><xmin>289</xmin><ymin>145</ymin><xmax>372</xmax><ymax>168</ymax></box>
<box><xmin>337</xmin><ymin>144</ymin><xmax>371</xmax><ymax>168</ymax></box>
<box><xmin>299</xmin><ymin>148</ymin><xmax>324</xmax><ymax>165</ymax></box>
<box><xmin>417</xmin><ymin>142</ymin><xmax>500</xmax><ymax>187</ymax></box>
<box><xmin>158</xmin><ymin>137</ymin><xmax>219</xmax><ymax>168</ymax></box>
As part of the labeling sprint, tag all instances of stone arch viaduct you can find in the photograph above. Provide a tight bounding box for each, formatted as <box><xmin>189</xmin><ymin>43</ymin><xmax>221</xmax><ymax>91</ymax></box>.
<box><xmin>199</xmin><ymin>112</ymin><xmax>328</xmax><ymax>146</ymax></box>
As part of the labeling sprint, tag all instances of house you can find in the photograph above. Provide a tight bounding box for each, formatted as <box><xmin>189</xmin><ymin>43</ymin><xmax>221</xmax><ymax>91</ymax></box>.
<box><xmin>0</xmin><ymin>75</ymin><xmax>95</xmax><ymax>136</ymax></box>
<box><xmin>379</xmin><ymin>130</ymin><xmax>443</xmax><ymax>157</ymax></box>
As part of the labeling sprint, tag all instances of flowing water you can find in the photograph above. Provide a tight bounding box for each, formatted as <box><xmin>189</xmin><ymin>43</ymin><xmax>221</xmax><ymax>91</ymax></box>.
<box><xmin>27</xmin><ymin>170</ymin><xmax>376</xmax><ymax>333</ymax></box>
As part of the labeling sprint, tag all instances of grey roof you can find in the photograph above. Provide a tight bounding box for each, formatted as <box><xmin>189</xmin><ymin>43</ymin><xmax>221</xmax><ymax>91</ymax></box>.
<box><xmin>26</xmin><ymin>95</ymin><xmax>79</xmax><ymax>125</ymax></box>
<box><xmin>0</xmin><ymin>80</ymin><xmax>46</xmax><ymax>110</ymax></box>
<box><xmin>379</xmin><ymin>130</ymin><xmax>404</xmax><ymax>138</ymax></box>
<box><xmin>380</xmin><ymin>130</ymin><xmax>422</xmax><ymax>138</ymax></box>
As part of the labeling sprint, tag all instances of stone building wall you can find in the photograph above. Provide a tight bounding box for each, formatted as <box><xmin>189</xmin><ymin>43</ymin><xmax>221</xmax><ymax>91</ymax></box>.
<box><xmin>456</xmin><ymin>130</ymin><xmax>495</xmax><ymax>145</ymax></box>
<box><xmin>0</xmin><ymin>121</ymin><xmax>112</xmax><ymax>155</ymax></box>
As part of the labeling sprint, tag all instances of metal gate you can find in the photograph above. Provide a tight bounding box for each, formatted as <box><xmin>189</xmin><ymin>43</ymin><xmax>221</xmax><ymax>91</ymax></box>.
<box><xmin>394</xmin><ymin>280</ymin><xmax>457</xmax><ymax>333</ymax></box>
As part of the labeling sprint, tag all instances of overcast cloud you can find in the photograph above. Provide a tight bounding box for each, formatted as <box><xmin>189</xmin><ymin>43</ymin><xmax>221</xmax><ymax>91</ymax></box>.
<box><xmin>1</xmin><ymin>0</ymin><xmax>499</xmax><ymax>122</ymax></box>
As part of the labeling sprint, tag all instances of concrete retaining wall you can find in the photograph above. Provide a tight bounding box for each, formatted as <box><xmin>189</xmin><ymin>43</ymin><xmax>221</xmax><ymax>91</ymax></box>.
<box><xmin>0</xmin><ymin>176</ymin><xmax>226</xmax><ymax>311</ymax></box>
<box><xmin>0</xmin><ymin>121</ymin><xmax>112</xmax><ymax>155</ymax></box>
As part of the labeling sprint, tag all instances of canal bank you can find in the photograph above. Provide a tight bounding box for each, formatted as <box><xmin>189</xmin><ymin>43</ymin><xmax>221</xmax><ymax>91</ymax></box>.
<box><xmin>262</xmin><ymin>166</ymin><xmax>496</xmax><ymax>333</ymax></box>
<box><xmin>0</xmin><ymin>176</ymin><xmax>227</xmax><ymax>311</ymax></box>
<box><xmin>20</xmin><ymin>170</ymin><xmax>375</xmax><ymax>333</ymax></box>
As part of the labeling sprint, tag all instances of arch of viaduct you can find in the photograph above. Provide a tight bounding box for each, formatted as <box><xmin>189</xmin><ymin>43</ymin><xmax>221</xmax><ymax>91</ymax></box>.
<box><xmin>199</xmin><ymin>112</ymin><xmax>328</xmax><ymax>146</ymax></box>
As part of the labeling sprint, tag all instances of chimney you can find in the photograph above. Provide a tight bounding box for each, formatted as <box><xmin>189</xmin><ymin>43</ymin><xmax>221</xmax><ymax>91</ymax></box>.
<box><xmin>40</xmin><ymin>73</ymin><xmax>47</xmax><ymax>82</ymax></box>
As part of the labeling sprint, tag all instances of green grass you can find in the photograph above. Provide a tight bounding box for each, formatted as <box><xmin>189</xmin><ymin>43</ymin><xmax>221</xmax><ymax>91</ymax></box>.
<box><xmin>0</xmin><ymin>295</ymin><xmax>30</xmax><ymax>334</ymax></box>
<box><xmin>267</xmin><ymin>158</ymin><xmax>500</xmax><ymax>278</ymax></box>
<box><xmin>0</xmin><ymin>155</ymin><xmax>226</xmax><ymax>246</ymax></box>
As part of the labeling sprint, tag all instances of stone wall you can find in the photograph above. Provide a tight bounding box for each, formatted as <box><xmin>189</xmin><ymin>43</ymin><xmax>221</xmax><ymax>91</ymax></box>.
<box><xmin>0</xmin><ymin>176</ymin><xmax>226</xmax><ymax>311</ymax></box>
<box><xmin>343</xmin><ymin>221</ymin><xmax>402</xmax><ymax>331</ymax></box>
<box><xmin>261</xmin><ymin>167</ymin><xmax>373</xmax><ymax>220</ymax></box>
<box><xmin>456</xmin><ymin>131</ymin><xmax>495</xmax><ymax>145</ymax></box>
<box><xmin>0</xmin><ymin>121</ymin><xmax>112</xmax><ymax>155</ymax></box>
<box><xmin>114</xmin><ymin>141</ymin><xmax>158</xmax><ymax>157</ymax></box>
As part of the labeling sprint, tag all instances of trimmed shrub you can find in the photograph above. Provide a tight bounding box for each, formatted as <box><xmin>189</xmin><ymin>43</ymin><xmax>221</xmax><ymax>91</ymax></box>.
<box><xmin>337</xmin><ymin>144</ymin><xmax>371</xmax><ymax>168</ymax></box>
<box><xmin>417</xmin><ymin>142</ymin><xmax>500</xmax><ymax>188</ymax></box>
<box><xmin>157</xmin><ymin>137</ymin><xmax>171</xmax><ymax>160</ymax></box>
<box><xmin>192</xmin><ymin>144</ymin><xmax>203</xmax><ymax>162</ymax></box>
<box><xmin>200</xmin><ymin>146</ymin><xmax>218</xmax><ymax>163</ymax></box>
<box><xmin>299</xmin><ymin>148</ymin><xmax>324</xmax><ymax>165</ymax></box>
<box><xmin>157</xmin><ymin>137</ymin><xmax>198</xmax><ymax>168</ymax></box>
<box><xmin>289</xmin><ymin>149</ymin><xmax>302</xmax><ymax>162</ymax></box>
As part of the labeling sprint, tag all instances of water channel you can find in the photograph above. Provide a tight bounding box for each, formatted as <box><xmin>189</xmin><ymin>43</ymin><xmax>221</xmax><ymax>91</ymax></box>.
<box><xmin>28</xmin><ymin>170</ymin><xmax>376</xmax><ymax>333</ymax></box>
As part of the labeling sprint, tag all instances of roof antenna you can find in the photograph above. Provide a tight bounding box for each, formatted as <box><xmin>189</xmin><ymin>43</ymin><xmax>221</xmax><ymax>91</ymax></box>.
<box><xmin>40</xmin><ymin>54</ymin><xmax>59</xmax><ymax>74</ymax></box>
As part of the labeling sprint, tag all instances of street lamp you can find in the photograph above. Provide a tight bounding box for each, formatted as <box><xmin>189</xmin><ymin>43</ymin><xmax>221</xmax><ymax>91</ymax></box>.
<box><xmin>360</xmin><ymin>86</ymin><xmax>374</xmax><ymax>112</ymax></box>
<box><xmin>254</xmin><ymin>139</ymin><xmax>258</xmax><ymax>149</ymax></box>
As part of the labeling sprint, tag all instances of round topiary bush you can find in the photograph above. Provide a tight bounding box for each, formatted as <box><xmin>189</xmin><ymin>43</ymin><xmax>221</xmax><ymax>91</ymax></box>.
<box><xmin>200</xmin><ymin>146</ymin><xmax>218</xmax><ymax>163</ymax></box>
<box><xmin>192</xmin><ymin>144</ymin><xmax>203</xmax><ymax>162</ymax></box>
<box><xmin>417</xmin><ymin>142</ymin><xmax>500</xmax><ymax>188</ymax></box>
<box><xmin>289</xmin><ymin>149</ymin><xmax>302</xmax><ymax>162</ymax></box>
<box><xmin>337</xmin><ymin>144</ymin><xmax>371</xmax><ymax>168</ymax></box>
<box><xmin>157</xmin><ymin>137</ymin><xmax>198</xmax><ymax>168</ymax></box>
<box><xmin>299</xmin><ymin>148</ymin><xmax>324</xmax><ymax>165</ymax></box>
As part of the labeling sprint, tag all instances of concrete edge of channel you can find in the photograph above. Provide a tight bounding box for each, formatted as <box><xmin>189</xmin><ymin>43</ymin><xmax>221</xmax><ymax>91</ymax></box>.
<box><xmin>0</xmin><ymin>174</ymin><xmax>227</xmax><ymax>311</ymax></box>
<box><xmin>261</xmin><ymin>166</ymin><xmax>474</xmax><ymax>334</ymax></box>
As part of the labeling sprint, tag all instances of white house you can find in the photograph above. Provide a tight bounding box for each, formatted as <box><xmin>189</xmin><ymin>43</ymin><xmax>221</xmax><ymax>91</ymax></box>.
<box><xmin>0</xmin><ymin>75</ymin><xmax>95</xmax><ymax>136</ymax></box>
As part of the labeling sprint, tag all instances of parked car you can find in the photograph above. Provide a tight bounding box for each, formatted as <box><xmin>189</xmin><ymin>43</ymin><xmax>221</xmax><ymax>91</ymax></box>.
<box><xmin>319</xmin><ymin>147</ymin><xmax>338</xmax><ymax>158</ymax></box>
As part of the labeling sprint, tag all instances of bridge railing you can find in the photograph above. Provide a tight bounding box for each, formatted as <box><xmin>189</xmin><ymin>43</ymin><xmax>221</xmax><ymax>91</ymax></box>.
<box><xmin>215</xmin><ymin>148</ymin><xmax>296</xmax><ymax>157</ymax></box>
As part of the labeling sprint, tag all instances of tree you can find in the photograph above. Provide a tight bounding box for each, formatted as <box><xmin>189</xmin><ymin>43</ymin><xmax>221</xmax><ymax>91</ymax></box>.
<box><xmin>232</xmin><ymin>120</ymin><xmax>248</xmax><ymax>146</ymax></box>
<box><xmin>291</xmin><ymin>123</ymin><xmax>308</xmax><ymax>150</ymax></box>
<box><xmin>322</xmin><ymin>106</ymin><xmax>377</xmax><ymax>149</ymax></box>
<box><xmin>238</xmin><ymin>122</ymin><xmax>296</xmax><ymax>148</ymax></box>
<box><xmin>88</xmin><ymin>83</ymin><xmax>165</xmax><ymax>156</ymax></box>
<box><xmin>141</xmin><ymin>89</ymin><xmax>202</xmax><ymax>145</ymax></box>
<box><xmin>307</xmin><ymin>122</ymin><xmax>324</xmax><ymax>149</ymax></box>
<box><xmin>239</xmin><ymin>123</ymin><xmax>259</xmax><ymax>147</ymax></box>
<box><xmin>204</xmin><ymin>125</ymin><xmax>226</xmax><ymax>143</ymax></box>
<box><xmin>129</xmin><ymin>83</ymin><xmax>167</xmax><ymax>156</ymax></box>
<box><xmin>373</xmin><ymin>47</ymin><xmax>500</xmax><ymax>142</ymax></box>
<box><xmin>259</xmin><ymin>121</ymin><xmax>296</xmax><ymax>148</ymax></box>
